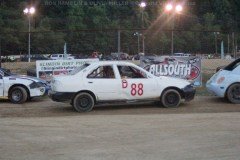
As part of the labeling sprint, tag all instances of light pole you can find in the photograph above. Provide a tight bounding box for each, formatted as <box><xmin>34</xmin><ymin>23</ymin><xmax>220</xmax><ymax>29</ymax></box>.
<box><xmin>23</xmin><ymin>7</ymin><xmax>35</xmax><ymax>62</ymax></box>
<box><xmin>0</xmin><ymin>35</ymin><xmax>2</xmax><ymax>68</ymax></box>
<box><xmin>214</xmin><ymin>32</ymin><xmax>220</xmax><ymax>55</ymax></box>
<box><xmin>165</xmin><ymin>3</ymin><xmax>183</xmax><ymax>55</ymax></box>
<box><xmin>139</xmin><ymin>1</ymin><xmax>146</xmax><ymax>27</ymax></box>
<box><xmin>139</xmin><ymin>1</ymin><xmax>146</xmax><ymax>54</ymax></box>
<box><xmin>134</xmin><ymin>32</ymin><xmax>142</xmax><ymax>54</ymax></box>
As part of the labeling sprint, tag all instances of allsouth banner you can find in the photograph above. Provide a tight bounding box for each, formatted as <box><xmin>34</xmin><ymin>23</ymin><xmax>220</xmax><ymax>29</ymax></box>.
<box><xmin>140</xmin><ymin>56</ymin><xmax>202</xmax><ymax>86</ymax></box>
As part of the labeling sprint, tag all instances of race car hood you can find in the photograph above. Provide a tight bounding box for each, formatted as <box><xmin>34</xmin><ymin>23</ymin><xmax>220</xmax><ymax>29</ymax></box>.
<box><xmin>8</xmin><ymin>75</ymin><xmax>47</xmax><ymax>83</ymax></box>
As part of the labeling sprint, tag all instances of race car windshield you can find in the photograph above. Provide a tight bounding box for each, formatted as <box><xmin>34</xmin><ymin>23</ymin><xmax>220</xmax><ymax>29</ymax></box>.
<box><xmin>69</xmin><ymin>64</ymin><xmax>90</xmax><ymax>75</ymax></box>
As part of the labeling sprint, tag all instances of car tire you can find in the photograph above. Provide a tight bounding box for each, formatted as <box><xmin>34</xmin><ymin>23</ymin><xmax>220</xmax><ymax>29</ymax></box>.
<box><xmin>9</xmin><ymin>86</ymin><xmax>28</xmax><ymax>104</ymax></box>
<box><xmin>161</xmin><ymin>89</ymin><xmax>181</xmax><ymax>108</ymax></box>
<box><xmin>73</xmin><ymin>93</ymin><xmax>94</xmax><ymax>112</ymax></box>
<box><xmin>226</xmin><ymin>83</ymin><xmax>240</xmax><ymax>104</ymax></box>
<box><xmin>27</xmin><ymin>97</ymin><xmax>33</xmax><ymax>101</ymax></box>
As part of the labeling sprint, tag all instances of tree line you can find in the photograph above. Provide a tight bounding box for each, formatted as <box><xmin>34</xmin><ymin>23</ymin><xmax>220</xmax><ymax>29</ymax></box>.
<box><xmin>0</xmin><ymin>0</ymin><xmax>239</xmax><ymax>56</ymax></box>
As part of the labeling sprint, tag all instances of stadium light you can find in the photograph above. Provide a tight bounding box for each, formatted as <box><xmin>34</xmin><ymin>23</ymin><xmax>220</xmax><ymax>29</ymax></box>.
<box><xmin>23</xmin><ymin>7</ymin><xmax>35</xmax><ymax>62</ymax></box>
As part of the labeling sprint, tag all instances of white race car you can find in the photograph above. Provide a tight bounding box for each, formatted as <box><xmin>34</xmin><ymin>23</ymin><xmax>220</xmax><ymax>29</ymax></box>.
<box><xmin>49</xmin><ymin>61</ymin><xmax>196</xmax><ymax>112</ymax></box>
<box><xmin>207</xmin><ymin>58</ymin><xmax>240</xmax><ymax>103</ymax></box>
<box><xmin>0</xmin><ymin>68</ymin><xmax>47</xmax><ymax>104</ymax></box>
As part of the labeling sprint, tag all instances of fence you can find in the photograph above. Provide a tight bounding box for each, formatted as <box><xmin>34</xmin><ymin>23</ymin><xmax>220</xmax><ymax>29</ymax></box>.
<box><xmin>0</xmin><ymin>29</ymin><xmax>239</xmax><ymax>58</ymax></box>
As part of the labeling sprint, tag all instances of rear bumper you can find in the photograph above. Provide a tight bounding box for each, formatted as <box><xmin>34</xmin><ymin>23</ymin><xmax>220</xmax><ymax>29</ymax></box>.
<box><xmin>182</xmin><ymin>85</ymin><xmax>196</xmax><ymax>101</ymax></box>
<box><xmin>48</xmin><ymin>91</ymin><xmax>75</xmax><ymax>102</ymax></box>
<box><xmin>206</xmin><ymin>81</ymin><xmax>225</xmax><ymax>97</ymax></box>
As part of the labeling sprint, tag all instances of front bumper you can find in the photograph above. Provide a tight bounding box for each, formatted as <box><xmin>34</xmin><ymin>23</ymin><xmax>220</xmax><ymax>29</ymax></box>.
<box><xmin>182</xmin><ymin>85</ymin><xmax>196</xmax><ymax>101</ymax></box>
<box><xmin>48</xmin><ymin>91</ymin><xmax>75</xmax><ymax>102</ymax></box>
<box><xmin>29</xmin><ymin>87</ymin><xmax>46</xmax><ymax>97</ymax></box>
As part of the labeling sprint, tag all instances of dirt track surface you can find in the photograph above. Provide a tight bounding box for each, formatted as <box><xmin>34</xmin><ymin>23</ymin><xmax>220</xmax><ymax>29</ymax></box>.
<box><xmin>0</xmin><ymin>96</ymin><xmax>240</xmax><ymax>118</ymax></box>
<box><xmin>1</xmin><ymin>96</ymin><xmax>240</xmax><ymax>160</ymax></box>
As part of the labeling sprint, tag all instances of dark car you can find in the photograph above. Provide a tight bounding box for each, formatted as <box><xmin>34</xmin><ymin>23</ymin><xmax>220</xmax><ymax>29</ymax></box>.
<box><xmin>21</xmin><ymin>54</ymin><xmax>50</xmax><ymax>62</ymax></box>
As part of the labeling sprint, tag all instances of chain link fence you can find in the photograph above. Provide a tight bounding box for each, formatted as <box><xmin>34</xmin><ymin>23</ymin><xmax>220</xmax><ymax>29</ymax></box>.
<box><xmin>0</xmin><ymin>30</ymin><xmax>239</xmax><ymax>76</ymax></box>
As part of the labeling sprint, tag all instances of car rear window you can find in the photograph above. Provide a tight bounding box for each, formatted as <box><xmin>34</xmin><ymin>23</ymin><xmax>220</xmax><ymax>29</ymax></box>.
<box><xmin>224</xmin><ymin>59</ymin><xmax>240</xmax><ymax>71</ymax></box>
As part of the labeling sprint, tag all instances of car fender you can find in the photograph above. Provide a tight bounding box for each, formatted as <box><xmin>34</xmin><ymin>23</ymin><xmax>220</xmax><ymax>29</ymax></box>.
<box><xmin>221</xmin><ymin>74</ymin><xmax>240</xmax><ymax>96</ymax></box>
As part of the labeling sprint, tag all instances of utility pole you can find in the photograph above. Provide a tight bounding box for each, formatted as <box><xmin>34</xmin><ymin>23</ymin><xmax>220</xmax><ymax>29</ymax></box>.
<box><xmin>28</xmin><ymin>16</ymin><xmax>31</xmax><ymax>62</ymax></box>
<box><xmin>139</xmin><ymin>1</ymin><xmax>146</xmax><ymax>54</ymax></box>
<box><xmin>0</xmin><ymin>35</ymin><xmax>1</xmax><ymax>68</ymax></box>
<box><xmin>118</xmin><ymin>30</ymin><xmax>121</xmax><ymax>53</ymax></box>
<box><xmin>134</xmin><ymin>32</ymin><xmax>142</xmax><ymax>54</ymax></box>
<box><xmin>215</xmin><ymin>33</ymin><xmax>217</xmax><ymax>55</ymax></box>
<box><xmin>171</xmin><ymin>13</ymin><xmax>176</xmax><ymax>55</ymax></box>
<box><xmin>137</xmin><ymin>34</ymin><xmax>140</xmax><ymax>53</ymax></box>
<box><xmin>227</xmin><ymin>34</ymin><xmax>230</xmax><ymax>54</ymax></box>
<box><xmin>142</xmin><ymin>35</ymin><xmax>145</xmax><ymax>54</ymax></box>
<box><xmin>214</xmin><ymin>32</ymin><xmax>219</xmax><ymax>55</ymax></box>
<box><xmin>232</xmin><ymin>32</ymin><xmax>235</xmax><ymax>58</ymax></box>
<box><xmin>23</xmin><ymin>7</ymin><xmax>35</xmax><ymax>63</ymax></box>
<box><xmin>165</xmin><ymin>3</ymin><xmax>183</xmax><ymax>55</ymax></box>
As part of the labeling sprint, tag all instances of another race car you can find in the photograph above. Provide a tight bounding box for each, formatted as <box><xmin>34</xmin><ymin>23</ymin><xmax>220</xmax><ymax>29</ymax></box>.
<box><xmin>0</xmin><ymin>68</ymin><xmax>48</xmax><ymax>104</ymax></box>
<box><xmin>49</xmin><ymin>61</ymin><xmax>196</xmax><ymax>112</ymax></box>
<box><xmin>206</xmin><ymin>58</ymin><xmax>240</xmax><ymax>103</ymax></box>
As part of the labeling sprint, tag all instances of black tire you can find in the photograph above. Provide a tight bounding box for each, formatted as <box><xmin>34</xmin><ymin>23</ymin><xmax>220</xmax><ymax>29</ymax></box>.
<box><xmin>73</xmin><ymin>93</ymin><xmax>94</xmax><ymax>112</ymax></box>
<box><xmin>9</xmin><ymin>86</ymin><xmax>28</xmax><ymax>104</ymax></box>
<box><xmin>226</xmin><ymin>83</ymin><xmax>240</xmax><ymax>104</ymax></box>
<box><xmin>27</xmin><ymin>97</ymin><xmax>33</xmax><ymax>101</ymax></box>
<box><xmin>161</xmin><ymin>89</ymin><xmax>181</xmax><ymax>108</ymax></box>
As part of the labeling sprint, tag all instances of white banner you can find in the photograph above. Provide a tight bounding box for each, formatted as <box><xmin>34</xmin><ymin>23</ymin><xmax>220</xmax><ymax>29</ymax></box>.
<box><xmin>36</xmin><ymin>59</ymin><xmax>99</xmax><ymax>81</ymax></box>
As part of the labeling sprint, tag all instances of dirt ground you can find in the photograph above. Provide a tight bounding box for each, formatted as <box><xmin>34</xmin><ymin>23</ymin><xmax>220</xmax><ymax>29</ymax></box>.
<box><xmin>1</xmin><ymin>96</ymin><xmax>240</xmax><ymax>160</ymax></box>
<box><xmin>0</xmin><ymin>96</ymin><xmax>240</xmax><ymax>118</ymax></box>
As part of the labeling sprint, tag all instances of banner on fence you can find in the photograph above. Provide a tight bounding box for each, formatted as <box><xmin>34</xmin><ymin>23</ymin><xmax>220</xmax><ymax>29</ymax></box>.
<box><xmin>36</xmin><ymin>59</ymin><xmax>99</xmax><ymax>81</ymax></box>
<box><xmin>140</xmin><ymin>56</ymin><xmax>202</xmax><ymax>86</ymax></box>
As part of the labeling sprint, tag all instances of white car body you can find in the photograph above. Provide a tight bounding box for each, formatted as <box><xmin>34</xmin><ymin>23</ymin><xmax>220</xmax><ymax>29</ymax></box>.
<box><xmin>49</xmin><ymin>61</ymin><xmax>195</xmax><ymax>111</ymax></box>
<box><xmin>50</xmin><ymin>54</ymin><xmax>74</xmax><ymax>60</ymax></box>
<box><xmin>206</xmin><ymin>59</ymin><xmax>240</xmax><ymax>99</ymax></box>
<box><xmin>0</xmin><ymin>68</ymin><xmax>47</xmax><ymax>103</ymax></box>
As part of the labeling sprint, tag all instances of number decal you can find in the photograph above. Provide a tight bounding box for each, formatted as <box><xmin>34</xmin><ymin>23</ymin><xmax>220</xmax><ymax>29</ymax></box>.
<box><xmin>122</xmin><ymin>80</ymin><xmax>128</xmax><ymax>88</ymax></box>
<box><xmin>131</xmin><ymin>84</ymin><xmax>137</xmax><ymax>96</ymax></box>
<box><xmin>131</xmin><ymin>83</ymin><xmax>144</xmax><ymax>96</ymax></box>
<box><xmin>138</xmin><ymin>83</ymin><xmax>143</xmax><ymax>96</ymax></box>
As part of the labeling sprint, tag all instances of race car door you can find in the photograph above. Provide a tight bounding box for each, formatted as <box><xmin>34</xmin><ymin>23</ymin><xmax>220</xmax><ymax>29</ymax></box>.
<box><xmin>86</xmin><ymin>65</ymin><xmax>121</xmax><ymax>101</ymax></box>
<box><xmin>0</xmin><ymin>71</ymin><xmax>4</xmax><ymax>97</ymax></box>
<box><xmin>117</xmin><ymin>65</ymin><xmax>158</xmax><ymax>100</ymax></box>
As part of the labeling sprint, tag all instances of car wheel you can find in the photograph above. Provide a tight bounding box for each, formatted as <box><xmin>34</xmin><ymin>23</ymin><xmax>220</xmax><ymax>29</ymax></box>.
<box><xmin>73</xmin><ymin>93</ymin><xmax>94</xmax><ymax>112</ymax></box>
<box><xmin>9</xmin><ymin>86</ymin><xmax>28</xmax><ymax>104</ymax></box>
<box><xmin>161</xmin><ymin>89</ymin><xmax>181</xmax><ymax>108</ymax></box>
<box><xmin>27</xmin><ymin>97</ymin><xmax>33</xmax><ymax>101</ymax></box>
<box><xmin>227</xmin><ymin>83</ymin><xmax>240</xmax><ymax>104</ymax></box>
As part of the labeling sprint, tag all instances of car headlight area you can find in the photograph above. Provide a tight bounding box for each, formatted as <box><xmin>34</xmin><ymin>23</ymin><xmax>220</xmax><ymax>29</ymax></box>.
<box><xmin>29</xmin><ymin>81</ymin><xmax>47</xmax><ymax>89</ymax></box>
